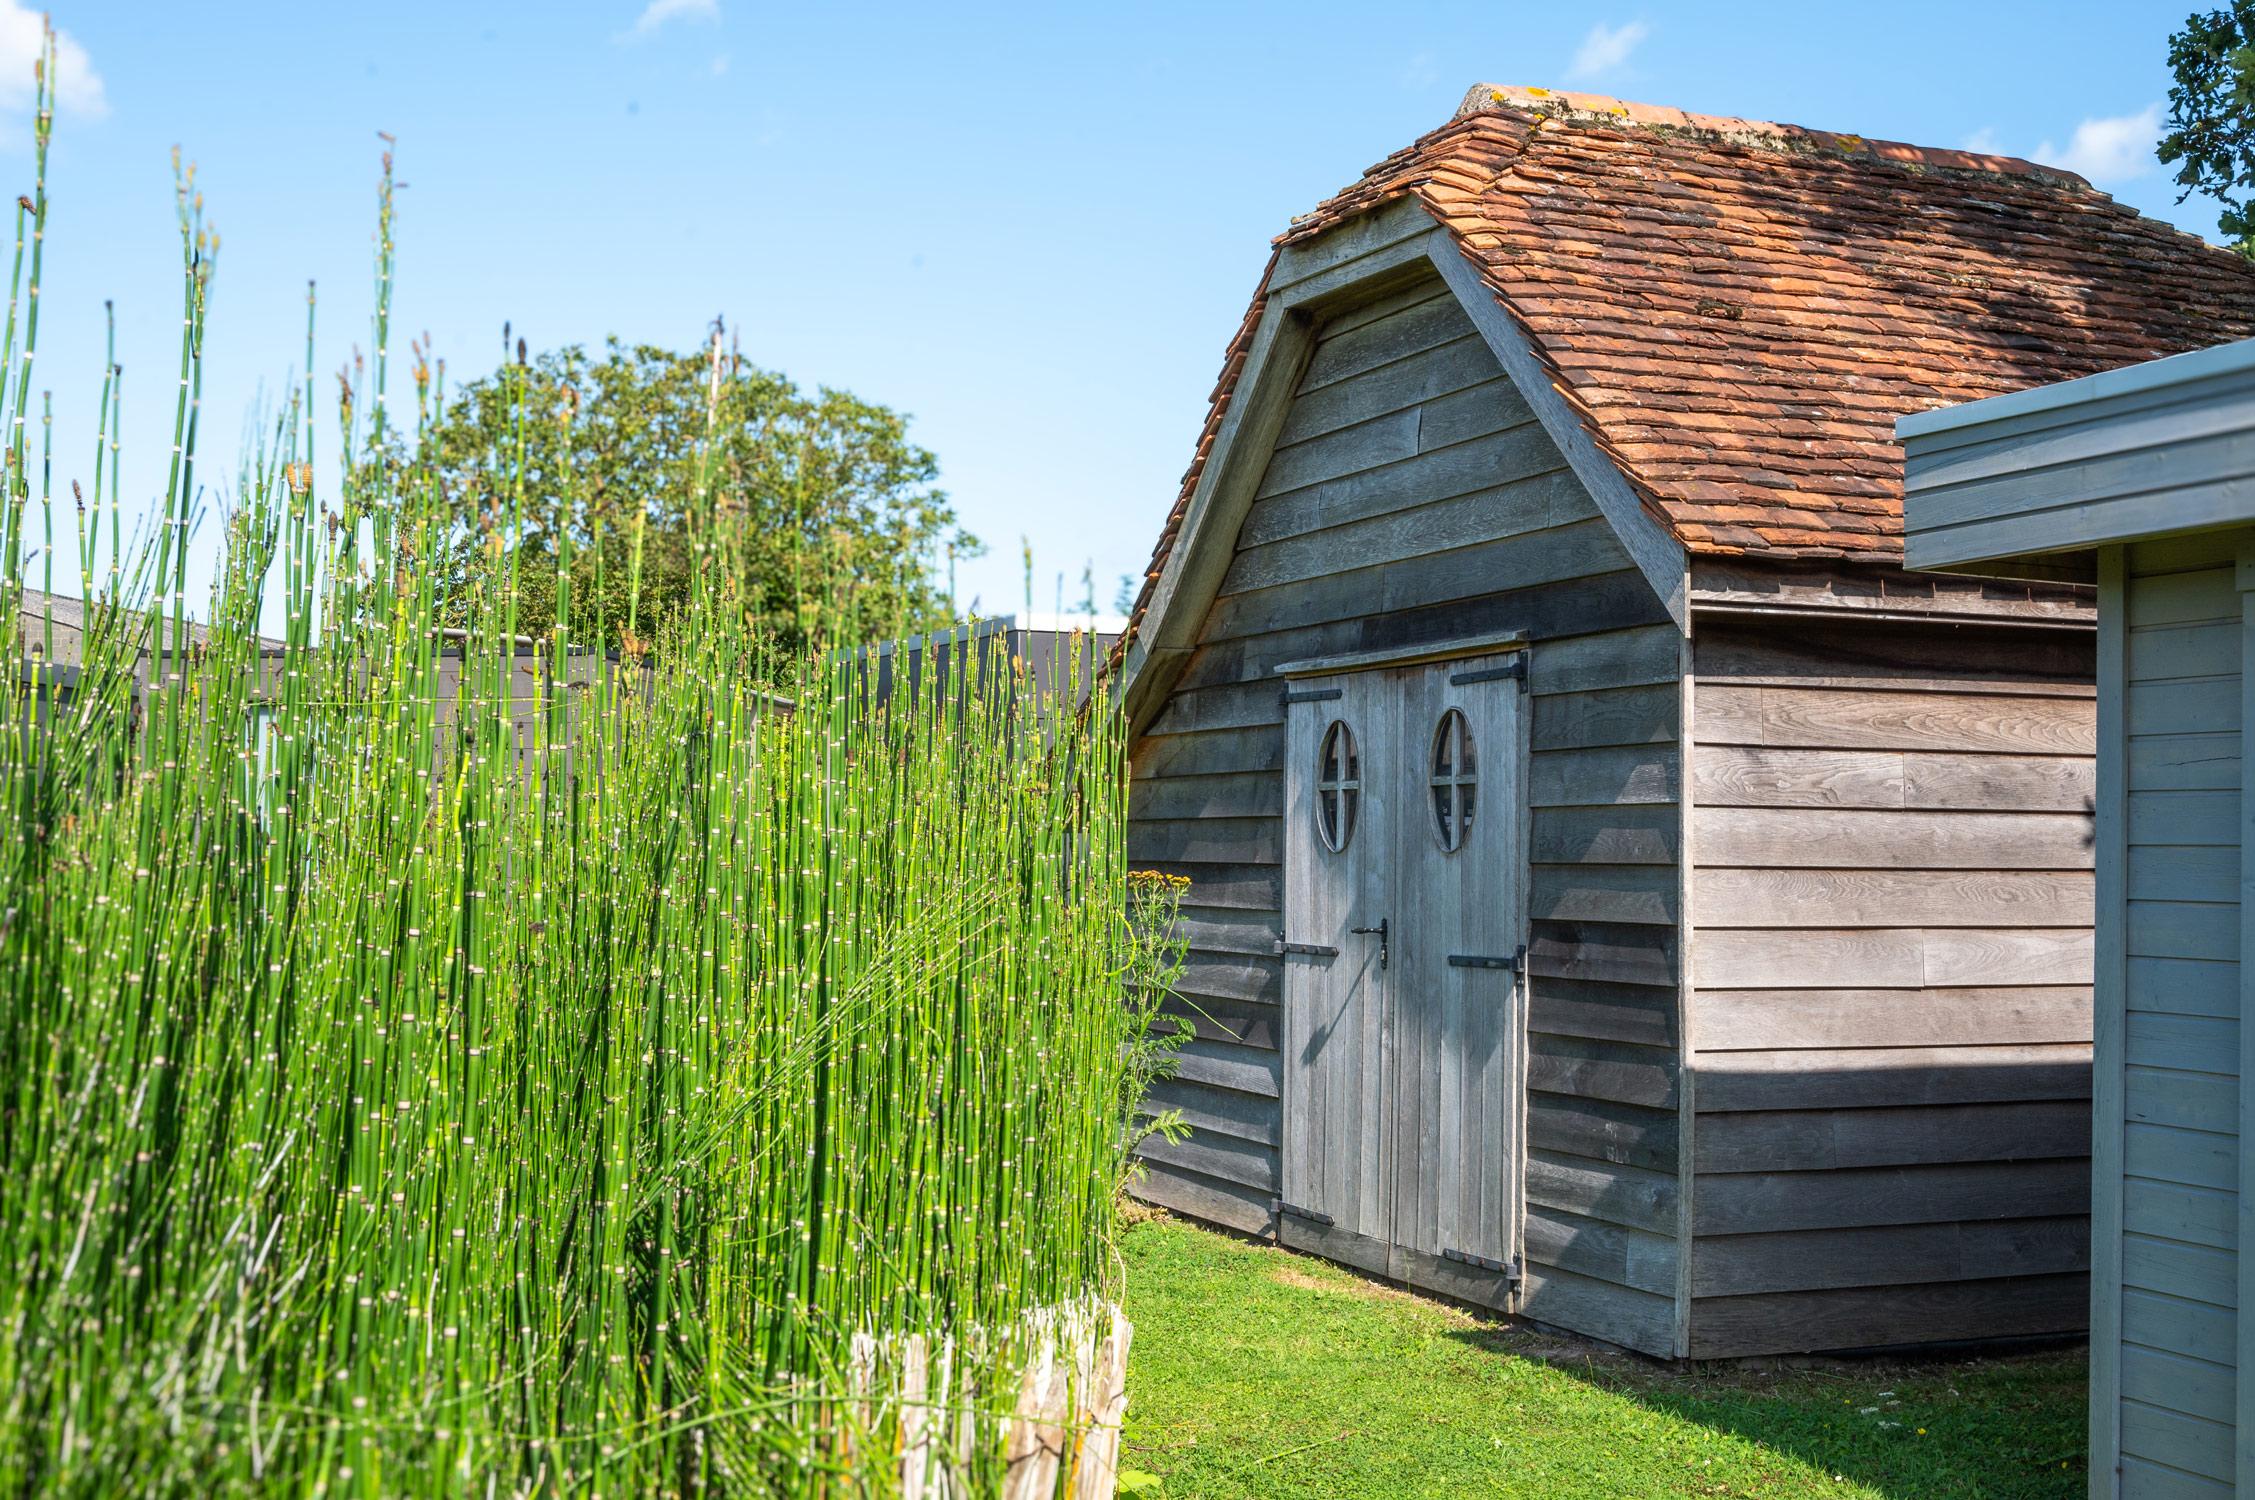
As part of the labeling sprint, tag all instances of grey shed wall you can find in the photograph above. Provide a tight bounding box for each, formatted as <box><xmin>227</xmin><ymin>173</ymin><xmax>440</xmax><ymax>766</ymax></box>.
<box><xmin>1124</xmin><ymin>271</ymin><xmax>1686</xmax><ymax>1355</ymax></box>
<box><xmin>1684</xmin><ymin>614</ymin><xmax>2096</xmax><ymax>1357</ymax></box>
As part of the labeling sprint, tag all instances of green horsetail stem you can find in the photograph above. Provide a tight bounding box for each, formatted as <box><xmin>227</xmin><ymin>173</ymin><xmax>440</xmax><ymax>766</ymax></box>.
<box><xmin>0</xmin><ymin>22</ymin><xmax>1184</xmax><ymax>1496</ymax></box>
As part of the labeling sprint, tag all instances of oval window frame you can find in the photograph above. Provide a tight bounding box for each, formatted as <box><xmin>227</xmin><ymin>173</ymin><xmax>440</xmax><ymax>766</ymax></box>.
<box><xmin>1429</xmin><ymin>707</ymin><xmax>1477</xmax><ymax>853</ymax></box>
<box><xmin>1315</xmin><ymin>718</ymin><xmax>1360</xmax><ymax>854</ymax></box>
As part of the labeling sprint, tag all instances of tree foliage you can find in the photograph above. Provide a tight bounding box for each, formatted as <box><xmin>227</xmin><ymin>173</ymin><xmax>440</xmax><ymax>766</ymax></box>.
<box><xmin>420</xmin><ymin>334</ymin><xmax>977</xmax><ymax>654</ymax></box>
<box><xmin>2163</xmin><ymin>0</ymin><xmax>2255</xmax><ymax>254</ymax></box>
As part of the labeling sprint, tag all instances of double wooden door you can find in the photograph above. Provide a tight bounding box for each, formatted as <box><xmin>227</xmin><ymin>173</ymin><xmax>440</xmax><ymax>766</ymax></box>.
<box><xmin>1278</xmin><ymin>652</ymin><xmax>1526</xmax><ymax>1301</ymax></box>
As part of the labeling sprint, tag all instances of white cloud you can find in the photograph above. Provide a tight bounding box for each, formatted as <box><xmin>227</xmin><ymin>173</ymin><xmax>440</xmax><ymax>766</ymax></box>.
<box><xmin>711</xmin><ymin>53</ymin><xmax>730</xmax><ymax>77</ymax></box>
<box><xmin>2036</xmin><ymin>103</ymin><xmax>2164</xmax><ymax>184</ymax></box>
<box><xmin>1959</xmin><ymin>126</ymin><xmax>2003</xmax><ymax>155</ymax></box>
<box><xmin>1567</xmin><ymin>21</ymin><xmax>1648</xmax><ymax>83</ymax></box>
<box><xmin>0</xmin><ymin>2</ymin><xmax>106</xmax><ymax>120</ymax></box>
<box><xmin>629</xmin><ymin>0</ymin><xmax>720</xmax><ymax>37</ymax></box>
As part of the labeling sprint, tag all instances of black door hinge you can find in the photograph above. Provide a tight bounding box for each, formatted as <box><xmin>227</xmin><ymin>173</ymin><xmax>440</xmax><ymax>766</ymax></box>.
<box><xmin>1442</xmin><ymin>1248</ymin><xmax>1521</xmax><ymax>1290</ymax></box>
<box><xmin>1280</xmin><ymin>685</ymin><xmax>1344</xmax><ymax>706</ymax></box>
<box><xmin>1275</xmin><ymin>1199</ymin><xmax>1336</xmax><ymax>1228</ymax></box>
<box><xmin>1276</xmin><ymin>936</ymin><xmax>1340</xmax><ymax>958</ymax></box>
<box><xmin>1449</xmin><ymin>654</ymin><xmax>1528</xmax><ymax>693</ymax></box>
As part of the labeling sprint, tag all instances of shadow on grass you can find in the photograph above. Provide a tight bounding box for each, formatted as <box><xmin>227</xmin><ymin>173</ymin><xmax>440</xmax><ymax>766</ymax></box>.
<box><xmin>1440</xmin><ymin>1321</ymin><xmax>2089</xmax><ymax>1500</ymax></box>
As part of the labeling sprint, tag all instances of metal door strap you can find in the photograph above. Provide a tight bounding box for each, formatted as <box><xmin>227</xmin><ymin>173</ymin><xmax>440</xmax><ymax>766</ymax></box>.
<box><xmin>1275</xmin><ymin>1200</ymin><xmax>1336</xmax><ymax>1227</ymax></box>
<box><xmin>1447</xmin><ymin>949</ymin><xmax>1522</xmax><ymax>971</ymax></box>
<box><xmin>1276</xmin><ymin>939</ymin><xmax>1340</xmax><ymax>958</ymax></box>
<box><xmin>1448</xmin><ymin>655</ymin><xmax>1528</xmax><ymax>692</ymax></box>
<box><xmin>1280</xmin><ymin>686</ymin><xmax>1345</xmax><ymax>705</ymax></box>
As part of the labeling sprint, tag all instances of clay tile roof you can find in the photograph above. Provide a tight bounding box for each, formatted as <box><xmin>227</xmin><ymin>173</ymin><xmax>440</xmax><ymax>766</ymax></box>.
<box><xmin>1129</xmin><ymin>85</ymin><xmax>2255</xmax><ymax>628</ymax></box>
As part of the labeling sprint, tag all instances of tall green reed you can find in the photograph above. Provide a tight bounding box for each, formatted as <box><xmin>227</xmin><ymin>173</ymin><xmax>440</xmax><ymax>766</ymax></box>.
<box><xmin>0</xmin><ymin>25</ymin><xmax>1173</xmax><ymax>1496</ymax></box>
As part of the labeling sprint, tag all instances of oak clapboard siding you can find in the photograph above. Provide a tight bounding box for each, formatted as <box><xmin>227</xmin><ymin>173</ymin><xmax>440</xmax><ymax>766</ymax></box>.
<box><xmin>1685</xmin><ymin>621</ymin><xmax>2095</xmax><ymax>1357</ymax></box>
<box><xmin>1127</xmin><ymin>270</ymin><xmax>1686</xmax><ymax>1353</ymax></box>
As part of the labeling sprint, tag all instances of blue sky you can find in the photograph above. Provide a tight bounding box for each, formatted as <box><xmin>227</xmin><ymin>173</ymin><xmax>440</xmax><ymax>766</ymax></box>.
<box><xmin>10</xmin><ymin>0</ymin><xmax>2219</xmax><ymax>620</ymax></box>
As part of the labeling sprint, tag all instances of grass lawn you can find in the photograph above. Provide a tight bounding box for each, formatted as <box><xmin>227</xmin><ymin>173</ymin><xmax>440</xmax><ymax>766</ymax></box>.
<box><xmin>1120</xmin><ymin>1212</ymin><xmax>2085</xmax><ymax>1499</ymax></box>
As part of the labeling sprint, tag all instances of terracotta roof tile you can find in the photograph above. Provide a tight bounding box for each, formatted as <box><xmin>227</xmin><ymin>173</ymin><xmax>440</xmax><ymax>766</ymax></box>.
<box><xmin>1127</xmin><ymin>85</ymin><xmax>2255</xmax><ymax>634</ymax></box>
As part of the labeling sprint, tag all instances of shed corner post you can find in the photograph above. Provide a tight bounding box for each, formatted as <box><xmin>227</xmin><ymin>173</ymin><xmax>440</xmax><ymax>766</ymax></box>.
<box><xmin>1672</xmin><ymin>594</ymin><xmax>1696</xmax><ymax>1361</ymax></box>
<box><xmin>2235</xmin><ymin>536</ymin><xmax>2255</xmax><ymax>1497</ymax></box>
<box><xmin>2091</xmin><ymin>544</ymin><xmax>2128</xmax><ymax>1500</ymax></box>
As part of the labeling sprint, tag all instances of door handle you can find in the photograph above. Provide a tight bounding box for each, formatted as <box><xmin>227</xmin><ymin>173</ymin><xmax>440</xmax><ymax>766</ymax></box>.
<box><xmin>1350</xmin><ymin>918</ymin><xmax>1388</xmax><ymax>969</ymax></box>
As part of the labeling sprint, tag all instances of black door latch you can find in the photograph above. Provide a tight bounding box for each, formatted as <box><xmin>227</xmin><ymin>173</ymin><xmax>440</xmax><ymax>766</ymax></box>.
<box><xmin>1350</xmin><ymin>917</ymin><xmax>1388</xmax><ymax>969</ymax></box>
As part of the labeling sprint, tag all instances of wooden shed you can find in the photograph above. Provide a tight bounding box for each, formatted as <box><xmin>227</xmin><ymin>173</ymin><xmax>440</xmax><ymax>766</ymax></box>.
<box><xmin>1902</xmin><ymin>338</ymin><xmax>2255</xmax><ymax>1497</ymax></box>
<box><xmin>1116</xmin><ymin>85</ymin><xmax>2255</xmax><ymax>1358</ymax></box>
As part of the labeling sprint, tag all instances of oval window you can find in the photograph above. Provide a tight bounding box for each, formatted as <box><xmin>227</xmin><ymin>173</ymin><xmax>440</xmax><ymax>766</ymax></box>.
<box><xmin>1430</xmin><ymin>708</ymin><xmax>1477</xmax><ymax>852</ymax></box>
<box><xmin>1316</xmin><ymin>719</ymin><xmax>1360</xmax><ymax>853</ymax></box>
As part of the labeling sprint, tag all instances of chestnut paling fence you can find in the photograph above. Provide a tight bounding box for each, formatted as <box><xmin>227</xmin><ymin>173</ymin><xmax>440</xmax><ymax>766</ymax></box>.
<box><xmin>0</xmin><ymin>28</ymin><xmax>1176</xmax><ymax>1497</ymax></box>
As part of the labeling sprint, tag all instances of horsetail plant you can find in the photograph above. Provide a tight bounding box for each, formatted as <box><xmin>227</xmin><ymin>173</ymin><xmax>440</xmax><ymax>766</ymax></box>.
<box><xmin>0</xmin><ymin>21</ymin><xmax>1179</xmax><ymax>1497</ymax></box>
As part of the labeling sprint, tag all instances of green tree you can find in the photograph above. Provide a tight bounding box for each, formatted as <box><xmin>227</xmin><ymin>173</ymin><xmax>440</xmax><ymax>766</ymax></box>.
<box><xmin>2163</xmin><ymin>1</ymin><xmax>2255</xmax><ymax>255</ymax></box>
<box><xmin>420</xmin><ymin>333</ymin><xmax>978</xmax><ymax>655</ymax></box>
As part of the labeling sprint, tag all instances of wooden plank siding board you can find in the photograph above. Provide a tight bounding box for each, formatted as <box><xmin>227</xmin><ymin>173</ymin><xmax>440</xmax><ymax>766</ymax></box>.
<box><xmin>1125</xmin><ymin>268</ymin><xmax>1688</xmax><ymax>1355</ymax></box>
<box><xmin>1685</xmin><ymin>619</ymin><xmax>2098</xmax><ymax>1358</ymax></box>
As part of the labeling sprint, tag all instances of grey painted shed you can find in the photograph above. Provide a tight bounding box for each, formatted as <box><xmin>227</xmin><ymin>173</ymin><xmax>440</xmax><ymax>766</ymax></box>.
<box><xmin>1117</xmin><ymin>85</ymin><xmax>2255</xmax><ymax>1359</ymax></box>
<box><xmin>1903</xmin><ymin>337</ymin><xmax>2255</xmax><ymax>1498</ymax></box>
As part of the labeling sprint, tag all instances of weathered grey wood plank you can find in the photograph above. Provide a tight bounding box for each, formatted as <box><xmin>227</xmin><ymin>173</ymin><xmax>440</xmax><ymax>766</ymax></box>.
<box><xmin>1531</xmin><ymin>743</ymin><xmax>1680</xmax><ymax>808</ymax></box>
<box><xmin>1690</xmin><ymin>806</ymin><xmax>2094</xmax><ymax>869</ymax></box>
<box><xmin>1126</xmin><ymin>815</ymin><xmax>1282</xmax><ymax>866</ymax></box>
<box><xmin>1693</xmin><ymin>868</ymin><xmax>2093</xmax><ymax>929</ymax></box>
<box><xmin>1528</xmin><ymin>1034</ymin><xmax>1678</xmax><ymax>1110</ymax></box>
<box><xmin>1692</xmin><ymin>619</ymin><xmax>2096</xmax><ymax>696</ymax></box>
<box><xmin>1691</xmin><ymin>1214</ymin><xmax>2089</xmax><ymax>1297</ymax></box>
<box><xmin>1517</xmin><ymin>1260</ymin><xmax>1678</xmax><ymax>1356</ymax></box>
<box><xmin>1694</xmin><ymin>985</ymin><xmax>2092</xmax><ymax>1051</ymax></box>
<box><xmin>1525</xmin><ymin>1149</ymin><xmax>1680</xmax><ymax>1235</ymax></box>
<box><xmin>1530</xmin><ymin>919</ymin><xmax>1677</xmax><ymax>988</ymax></box>
<box><xmin>1525</xmin><ymin>1207</ymin><xmax>1679</xmax><ymax>1296</ymax></box>
<box><xmin>1693</xmin><ymin>1158</ymin><xmax>2090</xmax><ymax>1235</ymax></box>
<box><xmin>1686</xmin><ymin>1272</ymin><xmax>2087</xmax><ymax>1357</ymax></box>
<box><xmin>1131</xmin><ymin>724</ymin><xmax>1281</xmax><ymax>780</ymax></box>
<box><xmin>1127</xmin><ymin>1157</ymin><xmax>1275</xmax><ymax>1236</ymax></box>
<box><xmin>1529</xmin><ymin>1095</ymin><xmax>1679</xmax><ymax>1173</ymax></box>
<box><xmin>1694</xmin><ymin>1044</ymin><xmax>2091</xmax><ymax>1111</ymax></box>
<box><xmin>1271</xmin><ymin>333</ymin><xmax>1499</xmax><ymax>447</ymax></box>
<box><xmin>1695</xmin><ymin>683</ymin><xmax>2096</xmax><ymax>754</ymax></box>
<box><xmin>1692</xmin><ymin>1100</ymin><xmax>2089</xmax><ymax>1173</ymax></box>
<box><xmin>1694</xmin><ymin>926</ymin><xmax>2091</xmax><ymax>989</ymax></box>
<box><xmin>1530</xmin><ymin>804</ymin><xmax>1680</xmax><ymax>865</ymax></box>
<box><xmin>1530</xmin><ymin>864</ymin><xmax>1679</xmax><ymax>926</ymax></box>
<box><xmin>1529</xmin><ymin>978</ymin><xmax>1677</xmax><ymax>1048</ymax></box>
<box><xmin>1532</xmin><ymin>683</ymin><xmax>1679</xmax><ymax>752</ymax></box>
<box><xmin>1135</xmin><ymin>1128</ymin><xmax>1280</xmax><ymax>1194</ymax></box>
<box><xmin>1129</xmin><ymin>771</ymin><xmax>1283</xmax><ymax>822</ymax></box>
<box><xmin>1232</xmin><ymin>466</ymin><xmax>1589</xmax><ymax>594</ymax></box>
<box><xmin>1205</xmin><ymin>518</ymin><xmax>1627</xmax><ymax>641</ymax></box>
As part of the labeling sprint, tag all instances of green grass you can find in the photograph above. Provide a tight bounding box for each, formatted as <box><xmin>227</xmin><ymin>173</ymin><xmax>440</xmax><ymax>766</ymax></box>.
<box><xmin>1120</xmin><ymin>1215</ymin><xmax>2086</xmax><ymax>1500</ymax></box>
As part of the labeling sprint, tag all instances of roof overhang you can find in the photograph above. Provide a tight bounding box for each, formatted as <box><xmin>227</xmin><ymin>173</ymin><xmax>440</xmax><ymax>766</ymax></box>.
<box><xmin>1899</xmin><ymin>336</ymin><xmax>2255</xmax><ymax>575</ymax></box>
<box><xmin>1119</xmin><ymin>198</ymin><xmax>1689</xmax><ymax>735</ymax></box>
